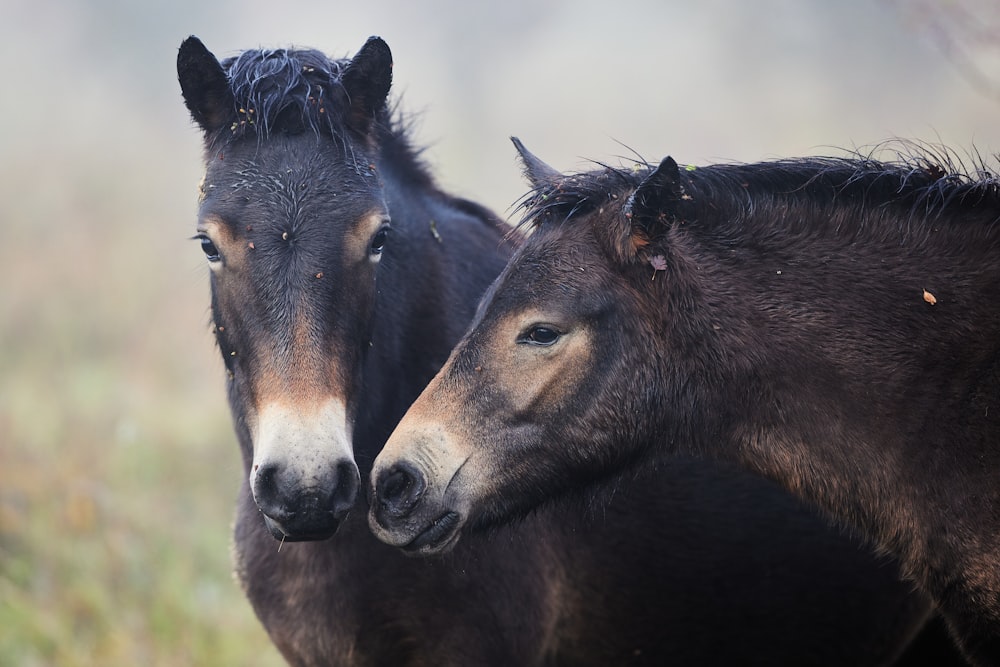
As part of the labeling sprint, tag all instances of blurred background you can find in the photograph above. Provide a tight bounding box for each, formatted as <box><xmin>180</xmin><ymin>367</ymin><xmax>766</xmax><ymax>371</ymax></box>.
<box><xmin>2</xmin><ymin>0</ymin><xmax>998</xmax><ymax>664</ymax></box>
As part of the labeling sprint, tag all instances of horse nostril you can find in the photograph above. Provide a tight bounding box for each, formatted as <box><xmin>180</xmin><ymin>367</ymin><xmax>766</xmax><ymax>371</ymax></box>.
<box><xmin>254</xmin><ymin>462</ymin><xmax>279</xmax><ymax>496</ymax></box>
<box><xmin>381</xmin><ymin>470</ymin><xmax>409</xmax><ymax>501</ymax></box>
<box><xmin>376</xmin><ymin>462</ymin><xmax>426</xmax><ymax>518</ymax></box>
<box><xmin>331</xmin><ymin>461</ymin><xmax>360</xmax><ymax>517</ymax></box>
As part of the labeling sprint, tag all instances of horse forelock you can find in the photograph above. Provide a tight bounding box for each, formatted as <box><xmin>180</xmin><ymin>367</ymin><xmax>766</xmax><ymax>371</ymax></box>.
<box><xmin>210</xmin><ymin>48</ymin><xmax>353</xmax><ymax>149</ymax></box>
<box><xmin>203</xmin><ymin>46</ymin><xmax>438</xmax><ymax>191</ymax></box>
<box><xmin>514</xmin><ymin>166</ymin><xmax>644</xmax><ymax>234</ymax></box>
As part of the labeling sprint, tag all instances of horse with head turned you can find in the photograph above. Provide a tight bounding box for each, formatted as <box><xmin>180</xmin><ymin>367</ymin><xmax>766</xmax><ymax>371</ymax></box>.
<box><xmin>180</xmin><ymin>37</ymin><xmax>959</xmax><ymax>666</ymax></box>
<box><xmin>370</xmin><ymin>138</ymin><xmax>1000</xmax><ymax>664</ymax></box>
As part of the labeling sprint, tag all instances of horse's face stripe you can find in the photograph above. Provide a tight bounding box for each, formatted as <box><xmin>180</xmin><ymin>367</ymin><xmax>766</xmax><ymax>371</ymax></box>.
<box><xmin>192</xmin><ymin>142</ymin><xmax>389</xmax><ymax>543</ymax></box>
<box><xmin>196</xmin><ymin>214</ymin><xmax>246</xmax><ymax>272</ymax></box>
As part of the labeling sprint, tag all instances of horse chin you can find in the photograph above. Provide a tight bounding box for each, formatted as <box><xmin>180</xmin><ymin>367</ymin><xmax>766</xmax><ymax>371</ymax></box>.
<box><xmin>262</xmin><ymin>514</ymin><xmax>341</xmax><ymax>542</ymax></box>
<box><xmin>399</xmin><ymin>511</ymin><xmax>465</xmax><ymax>557</ymax></box>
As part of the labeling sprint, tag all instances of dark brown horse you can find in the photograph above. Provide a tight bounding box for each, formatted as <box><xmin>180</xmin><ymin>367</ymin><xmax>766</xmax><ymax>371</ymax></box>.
<box><xmin>370</xmin><ymin>138</ymin><xmax>1000</xmax><ymax>665</ymax></box>
<box><xmin>179</xmin><ymin>37</ymin><xmax>960</xmax><ymax>664</ymax></box>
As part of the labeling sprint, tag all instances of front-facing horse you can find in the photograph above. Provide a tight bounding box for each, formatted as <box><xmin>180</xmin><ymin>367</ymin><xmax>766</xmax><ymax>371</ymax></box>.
<box><xmin>370</xmin><ymin>139</ymin><xmax>1000</xmax><ymax>665</ymax></box>
<box><xmin>180</xmin><ymin>38</ymin><xmax>957</xmax><ymax>665</ymax></box>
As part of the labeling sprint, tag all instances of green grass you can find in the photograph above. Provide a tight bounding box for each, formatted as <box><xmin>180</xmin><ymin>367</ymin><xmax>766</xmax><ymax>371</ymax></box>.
<box><xmin>0</xmin><ymin>129</ymin><xmax>286</xmax><ymax>665</ymax></box>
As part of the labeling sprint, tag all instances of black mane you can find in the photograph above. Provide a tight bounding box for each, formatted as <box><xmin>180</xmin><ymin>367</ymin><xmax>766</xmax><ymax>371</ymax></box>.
<box><xmin>520</xmin><ymin>143</ymin><xmax>1000</xmax><ymax>235</ymax></box>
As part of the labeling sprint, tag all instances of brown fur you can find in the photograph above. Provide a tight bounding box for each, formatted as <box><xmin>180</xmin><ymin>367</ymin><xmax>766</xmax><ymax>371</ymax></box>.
<box><xmin>371</xmin><ymin>141</ymin><xmax>996</xmax><ymax>664</ymax></box>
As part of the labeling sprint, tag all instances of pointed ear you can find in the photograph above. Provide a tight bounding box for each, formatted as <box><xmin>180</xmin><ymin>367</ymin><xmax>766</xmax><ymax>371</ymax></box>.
<box><xmin>177</xmin><ymin>36</ymin><xmax>234</xmax><ymax>134</ymax></box>
<box><xmin>341</xmin><ymin>36</ymin><xmax>393</xmax><ymax>136</ymax></box>
<box><xmin>511</xmin><ymin>137</ymin><xmax>561</xmax><ymax>190</ymax></box>
<box><xmin>619</xmin><ymin>156</ymin><xmax>684</xmax><ymax>260</ymax></box>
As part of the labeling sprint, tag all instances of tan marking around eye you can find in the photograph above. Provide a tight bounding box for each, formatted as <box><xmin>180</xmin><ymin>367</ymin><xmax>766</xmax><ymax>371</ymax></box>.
<box><xmin>388</xmin><ymin>312</ymin><xmax>592</xmax><ymax>482</ymax></box>
<box><xmin>493</xmin><ymin>313</ymin><xmax>593</xmax><ymax>419</ymax></box>
<box><xmin>345</xmin><ymin>210</ymin><xmax>389</xmax><ymax>264</ymax></box>
<box><xmin>198</xmin><ymin>214</ymin><xmax>248</xmax><ymax>272</ymax></box>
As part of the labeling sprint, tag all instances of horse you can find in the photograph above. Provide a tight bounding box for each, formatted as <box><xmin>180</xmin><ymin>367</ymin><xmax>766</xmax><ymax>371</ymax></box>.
<box><xmin>369</xmin><ymin>137</ymin><xmax>1000</xmax><ymax>665</ymax></box>
<box><xmin>178</xmin><ymin>37</ymin><xmax>958</xmax><ymax>665</ymax></box>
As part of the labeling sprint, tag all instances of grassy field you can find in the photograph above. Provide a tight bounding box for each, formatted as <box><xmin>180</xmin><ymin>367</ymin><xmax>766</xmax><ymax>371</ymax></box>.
<box><xmin>0</xmin><ymin>236</ymin><xmax>287</xmax><ymax>665</ymax></box>
<box><xmin>0</xmin><ymin>84</ymin><xmax>285</xmax><ymax>665</ymax></box>
<box><xmin>0</xmin><ymin>368</ymin><xmax>284</xmax><ymax>666</ymax></box>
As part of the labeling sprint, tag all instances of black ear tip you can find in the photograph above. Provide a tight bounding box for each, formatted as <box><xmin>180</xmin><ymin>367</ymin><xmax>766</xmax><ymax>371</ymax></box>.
<box><xmin>510</xmin><ymin>136</ymin><xmax>535</xmax><ymax>162</ymax></box>
<box><xmin>341</xmin><ymin>35</ymin><xmax>393</xmax><ymax>131</ymax></box>
<box><xmin>179</xmin><ymin>35</ymin><xmax>205</xmax><ymax>54</ymax></box>
<box><xmin>655</xmin><ymin>156</ymin><xmax>679</xmax><ymax>176</ymax></box>
<box><xmin>510</xmin><ymin>137</ymin><xmax>561</xmax><ymax>186</ymax></box>
<box><xmin>177</xmin><ymin>35</ymin><xmax>213</xmax><ymax>73</ymax></box>
<box><xmin>648</xmin><ymin>155</ymin><xmax>680</xmax><ymax>185</ymax></box>
<box><xmin>629</xmin><ymin>153</ymin><xmax>684</xmax><ymax>223</ymax></box>
<box><xmin>360</xmin><ymin>35</ymin><xmax>392</xmax><ymax>61</ymax></box>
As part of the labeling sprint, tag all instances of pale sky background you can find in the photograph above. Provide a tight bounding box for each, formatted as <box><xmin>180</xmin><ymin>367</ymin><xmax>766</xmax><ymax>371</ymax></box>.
<box><xmin>4</xmin><ymin>0</ymin><xmax>999</xmax><ymax>217</ymax></box>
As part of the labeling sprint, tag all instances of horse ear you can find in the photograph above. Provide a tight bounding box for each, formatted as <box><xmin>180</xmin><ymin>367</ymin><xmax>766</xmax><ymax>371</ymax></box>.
<box><xmin>619</xmin><ymin>156</ymin><xmax>684</xmax><ymax>260</ymax></box>
<box><xmin>511</xmin><ymin>137</ymin><xmax>561</xmax><ymax>189</ymax></box>
<box><xmin>341</xmin><ymin>36</ymin><xmax>393</xmax><ymax>136</ymax></box>
<box><xmin>177</xmin><ymin>36</ymin><xmax>234</xmax><ymax>134</ymax></box>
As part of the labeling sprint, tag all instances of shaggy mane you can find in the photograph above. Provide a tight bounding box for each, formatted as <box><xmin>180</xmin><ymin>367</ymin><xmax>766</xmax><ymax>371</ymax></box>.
<box><xmin>517</xmin><ymin>142</ymin><xmax>1000</xmax><ymax>235</ymax></box>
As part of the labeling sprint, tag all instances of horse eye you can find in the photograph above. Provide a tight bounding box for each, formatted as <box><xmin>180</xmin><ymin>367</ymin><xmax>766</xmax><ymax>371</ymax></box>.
<box><xmin>195</xmin><ymin>234</ymin><xmax>221</xmax><ymax>262</ymax></box>
<box><xmin>370</xmin><ymin>226</ymin><xmax>389</xmax><ymax>256</ymax></box>
<box><xmin>521</xmin><ymin>326</ymin><xmax>561</xmax><ymax>346</ymax></box>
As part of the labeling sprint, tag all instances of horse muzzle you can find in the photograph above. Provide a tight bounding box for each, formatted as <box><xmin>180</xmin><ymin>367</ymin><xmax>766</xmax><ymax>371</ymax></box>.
<box><xmin>368</xmin><ymin>459</ymin><xmax>469</xmax><ymax>556</ymax></box>
<box><xmin>253</xmin><ymin>459</ymin><xmax>360</xmax><ymax>541</ymax></box>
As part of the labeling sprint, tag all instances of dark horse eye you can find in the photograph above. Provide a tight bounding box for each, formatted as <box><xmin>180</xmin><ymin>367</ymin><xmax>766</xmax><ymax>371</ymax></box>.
<box><xmin>521</xmin><ymin>326</ymin><xmax>561</xmax><ymax>346</ymax></box>
<box><xmin>196</xmin><ymin>234</ymin><xmax>221</xmax><ymax>262</ymax></box>
<box><xmin>370</xmin><ymin>227</ymin><xmax>389</xmax><ymax>256</ymax></box>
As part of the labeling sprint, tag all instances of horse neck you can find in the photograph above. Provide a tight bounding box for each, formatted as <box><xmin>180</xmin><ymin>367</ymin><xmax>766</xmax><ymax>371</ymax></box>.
<box><xmin>653</xmin><ymin>207</ymin><xmax>1000</xmax><ymax>569</ymax></box>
